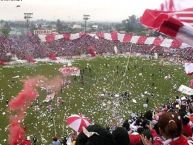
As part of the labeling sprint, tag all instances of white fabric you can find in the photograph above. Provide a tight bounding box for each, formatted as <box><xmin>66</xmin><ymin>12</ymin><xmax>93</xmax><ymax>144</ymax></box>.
<box><xmin>68</xmin><ymin>119</ymin><xmax>81</xmax><ymax>132</ymax></box>
<box><xmin>160</xmin><ymin>0</ymin><xmax>193</xmax><ymax>11</ymax></box>
<box><xmin>38</xmin><ymin>34</ymin><xmax>46</xmax><ymax>42</ymax></box>
<box><xmin>185</xmin><ymin>63</ymin><xmax>193</xmax><ymax>74</ymax></box>
<box><xmin>161</xmin><ymin>39</ymin><xmax>174</xmax><ymax>48</ymax></box>
<box><xmin>130</xmin><ymin>121</ymin><xmax>138</xmax><ymax>131</ymax></box>
<box><xmin>66</xmin><ymin>137</ymin><xmax>72</xmax><ymax>145</ymax></box>
<box><xmin>180</xmin><ymin>42</ymin><xmax>190</xmax><ymax>49</ymax></box>
<box><xmin>172</xmin><ymin>0</ymin><xmax>193</xmax><ymax>11</ymax></box>
<box><xmin>117</xmin><ymin>33</ymin><xmax>125</xmax><ymax>42</ymax></box>
<box><xmin>70</xmin><ymin>33</ymin><xmax>80</xmax><ymax>40</ymax></box>
<box><xmin>104</xmin><ymin>33</ymin><xmax>112</xmax><ymax>40</ymax></box>
<box><xmin>130</xmin><ymin>36</ymin><xmax>140</xmax><ymax>44</ymax></box>
<box><xmin>145</xmin><ymin>37</ymin><xmax>155</xmax><ymax>45</ymax></box>
<box><xmin>88</xmin><ymin>34</ymin><xmax>96</xmax><ymax>37</ymax></box>
<box><xmin>114</xmin><ymin>46</ymin><xmax>118</xmax><ymax>54</ymax></box>
<box><xmin>178</xmin><ymin>85</ymin><xmax>193</xmax><ymax>95</ymax></box>
<box><xmin>84</xmin><ymin>119</ymin><xmax>91</xmax><ymax>127</ymax></box>
<box><xmin>44</xmin><ymin>92</ymin><xmax>55</xmax><ymax>102</ymax></box>
<box><xmin>38</xmin><ymin>33</ymin><xmax>191</xmax><ymax>48</ymax></box>
<box><xmin>177</xmin><ymin>25</ymin><xmax>193</xmax><ymax>47</ymax></box>
<box><xmin>55</xmin><ymin>34</ymin><xmax>64</xmax><ymax>40</ymax></box>
<box><xmin>82</xmin><ymin>127</ymin><xmax>99</xmax><ymax>138</ymax></box>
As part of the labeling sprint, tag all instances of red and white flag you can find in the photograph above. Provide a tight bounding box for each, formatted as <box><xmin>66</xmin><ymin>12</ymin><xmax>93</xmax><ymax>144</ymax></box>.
<box><xmin>140</xmin><ymin>0</ymin><xmax>193</xmax><ymax>46</ymax></box>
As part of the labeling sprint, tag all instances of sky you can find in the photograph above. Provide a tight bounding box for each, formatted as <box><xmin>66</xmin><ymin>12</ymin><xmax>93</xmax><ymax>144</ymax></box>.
<box><xmin>0</xmin><ymin>0</ymin><xmax>163</xmax><ymax>22</ymax></box>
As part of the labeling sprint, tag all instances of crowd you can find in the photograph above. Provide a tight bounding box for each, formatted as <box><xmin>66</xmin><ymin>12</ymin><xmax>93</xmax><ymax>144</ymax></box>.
<box><xmin>15</xmin><ymin>94</ymin><xmax>192</xmax><ymax>145</ymax></box>
<box><xmin>0</xmin><ymin>34</ymin><xmax>192</xmax><ymax>63</ymax></box>
<box><xmin>44</xmin><ymin>94</ymin><xmax>193</xmax><ymax>145</ymax></box>
<box><xmin>1</xmin><ymin>33</ymin><xmax>193</xmax><ymax>145</ymax></box>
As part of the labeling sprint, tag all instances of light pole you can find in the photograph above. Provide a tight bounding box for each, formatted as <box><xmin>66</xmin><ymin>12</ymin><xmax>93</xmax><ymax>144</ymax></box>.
<box><xmin>24</xmin><ymin>13</ymin><xmax>33</xmax><ymax>32</ymax></box>
<box><xmin>83</xmin><ymin>15</ymin><xmax>90</xmax><ymax>33</ymax></box>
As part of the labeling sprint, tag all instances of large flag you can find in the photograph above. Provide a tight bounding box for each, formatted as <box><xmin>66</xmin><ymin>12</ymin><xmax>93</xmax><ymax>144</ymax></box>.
<box><xmin>140</xmin><ymin>0</ymin><xmax>193</xmax><ymax>46</ymax></box>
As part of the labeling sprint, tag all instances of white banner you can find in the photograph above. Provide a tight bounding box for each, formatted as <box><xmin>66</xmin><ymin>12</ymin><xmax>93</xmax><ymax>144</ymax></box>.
<box><xmin>178</xmin><ymin>85</ymin><xmax>193</xmax><ymax>95</ymax></box>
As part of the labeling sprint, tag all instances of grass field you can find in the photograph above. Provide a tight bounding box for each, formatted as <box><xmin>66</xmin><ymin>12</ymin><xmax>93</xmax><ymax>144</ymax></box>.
<box><xmin>0</xmin><ymin>56</ymin><xmax>190</xmax><ymax>144</ymax></box>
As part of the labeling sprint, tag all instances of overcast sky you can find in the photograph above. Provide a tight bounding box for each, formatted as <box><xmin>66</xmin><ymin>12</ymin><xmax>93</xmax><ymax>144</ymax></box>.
<box><xmin>0</xmin><ymin>0</ymin><xmax>163</xmax><ymax>22</ymax></box>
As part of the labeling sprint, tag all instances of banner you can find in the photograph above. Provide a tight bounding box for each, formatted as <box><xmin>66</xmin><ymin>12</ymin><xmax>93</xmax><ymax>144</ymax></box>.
<box><xmin>178</xmin><ymin>85</ymin><xmax>193</xmax><ymax>95</ymax></box>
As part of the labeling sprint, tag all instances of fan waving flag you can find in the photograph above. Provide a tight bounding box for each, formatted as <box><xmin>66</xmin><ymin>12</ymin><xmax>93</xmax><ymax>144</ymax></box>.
<box><xmin>140</xmin><ymin>0</ymin><xmax>193</xmax><ymax>46</ymax></box>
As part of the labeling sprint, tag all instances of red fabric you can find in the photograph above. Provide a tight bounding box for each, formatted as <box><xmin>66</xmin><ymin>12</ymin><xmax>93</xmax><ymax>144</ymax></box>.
<box><xmin>140</xmin><ymin>9</ymin><xmax>183</xmax><ymax>37</ymax></box>
<box><xmin>182</xmin><ymin>125</ymin><xmax>193</xmax><ymax>137</ymax></box>
<box><xmin>170</xmin><ymin>136</ymin><xmax>189</xmax><ymax>145</ymax></box>
<box><xmin>67</xmin><ymin>116</ymin><xmax>81</xmax><ymax>124</ymax></box>
<box><xmin>171</xmin><ymin>39</ymin><xmax>182</xmax><ymax>48</ymax></box>
<box><xmin>45</xmin><ymin>34</ymin><xmax>55</xmax><ymax>42</ymax></box>
<box><xmin>137</xmin><ymin>36</ymin><xmax>147</xmax><ymax>44</ymax></box>
<box><xmin>96</xmin><ymin>32</ymin><xmax>104</xmax><ymax>38</ymax></box>
<box><xmin>123</xmin><ymin>34</ymin><xmax>132</xmax><ymax>43</ymax></box>
<box><xmin>190</xmin><ymin>115</ymin><xmax>193</xmax><ymax>123</ymax></box>
<box><xmin>66</xmin><ymin>114</ymin><xmax>91</xmax><ymax>132</ymax></box>
<box><xmin>49</xmin><ymin>52</ymin><xmax>57</xmax><ymax>60</ymax></box>
<box><xmin>168</xmin><ymin>0</ymin><xmax>175</xmax><ymax>11</ymax></box>
<box><xmin>87</xmin><ymin>46</ymin><xmax>96</xmax><ymax>57</ymax></box>
<box><xmin>129</xmin><ymin>133</ymin><xmax>141</xmax><ymax>145</ymax></box>
<box><xmin>79</xmin><ymin>32</ymin><xmax>85</xmax><ymax>37</ymax></box>
<box><xmin>111</xmin><ymin>31</ymin><xmax>118</xmax><ymax>41</ymax></box>
<box><xmin>152</xmin><ymin>134</ymin><xmax>188</xmax><ymax>145</ymax></box>
<box><xmin>160</xmin><ymin>3</ymin><xmax>164</xmax><ymax>11</ymax></box>
<box><xmin>141</xmin><ymin>0</ymin><xmax>193</xmax><ymax>45</ymax></box>
<box><xmin>39</xmin><ymin>32</ymin><xmax>191</xmax><ymax>49</ymax></box>
<box><xmin>159</xmin><ymin>17</ymin><xmax>183</xmax><ymax>37</ymax></box>
<box><xmin>153</xmin><ymin>37</ymin><xmax>164</xmax><ymax>46</ymax></box>
<box><xmin>190</xmin><ymin>80</ymin><xmax>193</xmax><ymax>88</ymax></box>
<box><xmin>140</xmin><ymin>9</ymin><xmax>169</xmax><ymax>29</ymax></box>
<box><xmin>0</xmin><ymin>60</ymin><xmax>5</xmax><ymax>65</ymax></box>
<box><xmin>78</xmin><ymin>118</ymin><xmax>87</xmax><ymax>132</ymax></box>
<box><xmin>63</xmin><ymin>33</ymin><xmax>71</xmax><ymax>40</ymax></box>
<box><xmin>21</xmin><ymin>140</ymin><xmax>31</xmax><ymax>145</ymax></box>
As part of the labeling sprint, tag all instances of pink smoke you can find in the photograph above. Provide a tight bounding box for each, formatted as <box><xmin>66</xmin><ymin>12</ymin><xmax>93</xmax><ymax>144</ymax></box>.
<box><xmin>8</xmin><ymin>78</ymin><xmax>39</xmax><ymax>145</ymax></box>
<box><xmin>8</xmin><ymin>76</ymin><xmax>64</xmax><ymax>145</ymax></box>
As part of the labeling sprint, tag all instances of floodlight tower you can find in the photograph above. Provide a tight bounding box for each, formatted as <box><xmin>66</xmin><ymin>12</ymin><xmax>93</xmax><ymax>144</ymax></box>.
<box><xmin>24</xmin><ymin>13</ymin><xmax>33</xmax><ymax>32</ymax></box>
<box><xmin>83</xmin><ymin>14</ymin><xmax>90</xmax><ymax>33</ymax></box>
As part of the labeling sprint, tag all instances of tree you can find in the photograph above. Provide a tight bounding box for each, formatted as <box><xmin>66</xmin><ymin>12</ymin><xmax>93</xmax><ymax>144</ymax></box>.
<box><xmin>122</xmin><ymin>15</ymin><xmax>145</xmax><ymax>34</ymax></box>
<box><xmin>56</xmin><ymin>19</ymin><xmax>63</xmax><ymax>33</ymax></box>
<box><xmin>29</xmin><ymin>23</ymin><xmax>37</xmax><ymax>32</ymax></box>
<box><xmin>1</xmin><ymin>22</ymin><xmax>11</xmax><ymax>37</ymax></box>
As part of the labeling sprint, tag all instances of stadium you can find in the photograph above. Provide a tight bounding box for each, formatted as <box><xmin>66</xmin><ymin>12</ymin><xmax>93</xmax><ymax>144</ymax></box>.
<box><xmin>1</xmin><ymin>0</ymin><xmax>193</xmax><ymax>145</ymax></box>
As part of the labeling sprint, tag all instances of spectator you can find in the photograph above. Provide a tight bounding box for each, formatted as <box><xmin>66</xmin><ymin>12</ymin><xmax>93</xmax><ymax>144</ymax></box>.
<box><xmin>75</xmin><ymin>124</ymin><xmax>115</xmax><ymax>145</ymax></box>
<box><xmin>112</xmin><ymin>127</ymin><xmax>130</xmax><ymax>145</ymax></box>
<box><xmin>52</xmin><ymin>137</ymin><xmax>61</xmax><ymax>145</ymax></box>
<box><xmin>141</xmin><ymin>112</ymin><xmax>190</xmax><ymax>145</ymax></box>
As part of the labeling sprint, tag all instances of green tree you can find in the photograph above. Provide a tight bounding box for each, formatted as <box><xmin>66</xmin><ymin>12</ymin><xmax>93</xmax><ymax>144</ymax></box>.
<box><xmin>1</xmin><ymin>22</ymin><xmax>11</xmax><ymax>37</ymax></box>
<box><xmin>29</xmin><ymin>23</ymin><xmax>37</xmax><ymax>32</ymax></box>
<box><xmin>122</xmin><ymin>15</ymin><xmax>145</xmax><ymax>34</ymax></box>
<box><xmin>56</xmin><ymin>19</ymin><xmax>63</xmax><ymax>33</ymax></box>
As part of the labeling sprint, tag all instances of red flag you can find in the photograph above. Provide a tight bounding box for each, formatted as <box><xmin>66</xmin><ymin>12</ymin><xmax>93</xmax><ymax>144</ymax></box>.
<box><xmin>49</xmin><ymin>52</ymin><xmax>57</xmax><ymax>60</ymax></box>
<box><xmin>140</xmin><ymin>0</ymin><xmax>193</xmax><ymax>46</ymax></box>
<box><xmin>87</xmin><ymin>46</ymin><xmax>96</xmax><ymax>57</ymax></box>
